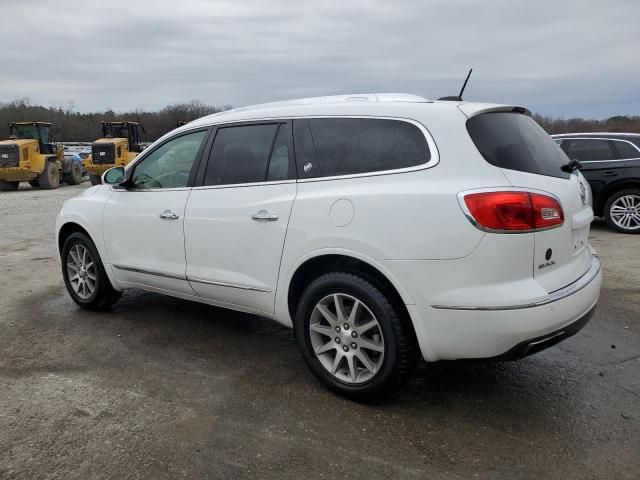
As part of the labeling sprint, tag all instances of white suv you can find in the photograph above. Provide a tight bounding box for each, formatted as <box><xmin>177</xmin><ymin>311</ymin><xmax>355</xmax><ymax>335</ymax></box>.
<box><xmin>56</xmin><ymin>93</ymin><xmax>602</xmax><ymax>400</ymax></box>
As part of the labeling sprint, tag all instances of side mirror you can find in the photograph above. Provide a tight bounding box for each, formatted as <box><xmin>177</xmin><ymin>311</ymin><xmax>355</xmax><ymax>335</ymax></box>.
<box><xmin>102</xmin><ymin>166</ymin><xmax>125</xmax><ymax>185</ymax></box>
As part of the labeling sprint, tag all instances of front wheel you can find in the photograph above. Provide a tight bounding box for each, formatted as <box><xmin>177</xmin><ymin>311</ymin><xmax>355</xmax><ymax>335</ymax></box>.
<box><xmin>38</xmin><ymin>161</ymin><xmax>60</xmax><ymax>189</ymax></box>
<box><xmin>63</xmin><ymin>164</ymin><xmax>83</xmax><ymax>185</ymax></box>
<box><xmin>89</xmin><ymin>174</ymin><xmax>101</xmax><ymax>186</ymax></box>
<box><xmin>604</xmin><ymin>189</ymin><xmax>640</xmax><ymax>234</ymax></box>
<box><xmin>61</xmin><ymin>232</ymin><xmax>121</xmax><ymax>309</ymax></box>
<box><xmin>295</xmin><ymin>272</ymin><xmax>418</xmax><ymax>401</ymax></box>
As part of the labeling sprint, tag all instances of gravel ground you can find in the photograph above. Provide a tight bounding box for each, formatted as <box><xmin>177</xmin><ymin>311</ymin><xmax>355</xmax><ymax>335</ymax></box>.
<box><xmin>0</xmin><ymin>182</ymin><xmax>638</xmax><ymax>480</ymax></box>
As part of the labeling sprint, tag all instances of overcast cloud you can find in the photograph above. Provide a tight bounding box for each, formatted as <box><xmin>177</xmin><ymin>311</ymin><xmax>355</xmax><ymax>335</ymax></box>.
<box><xmin>0</xmin><ymin>0</ymin><xmax>638</xmax><ymax>118</ymax></box>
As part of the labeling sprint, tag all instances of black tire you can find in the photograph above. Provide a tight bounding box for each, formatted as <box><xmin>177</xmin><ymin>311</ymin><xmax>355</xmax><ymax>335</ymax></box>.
<box><xmin>63</xmin><ymin>163</ymin><xmax>83</xmax><ymax>185</ymax></box>
<box><xmin>603</xmin><ymin>188</ymin><xmax>640</xmax><ymax>234</ymax></box>
<box><xmin>29</xmin><ymin>179</ymin><xmax>39</xmax><ymax>188</ymax></box>
<box><xmin>37</xmin><ymin>161</ymin><xmax>60</xmax><ymax>189</ymax></box>
<box><xmin>294</xmin><ymin>272</ymin><xmax>419</xmax><ymax>402</ymax></box>
<box><xmin>89</xmin><ymin>174</ymin><xmax>101</xmax><ymax>186</ymax></box>
<box><xmin>0</xmin><ymin>180</ymin><xmax>19</xmax><ymax>191</ymax></box>
<box><xmin>61</xmin><ymin>232</ymin><xmax>121</xmax><ymax>310</ymax></box>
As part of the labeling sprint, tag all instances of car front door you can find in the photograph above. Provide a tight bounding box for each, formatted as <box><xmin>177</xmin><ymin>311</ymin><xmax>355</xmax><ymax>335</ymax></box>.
<box><xmin>103</xmin><ymin>129</ymin><xmax>210</xmax><ymax>295</ymax></box>
<box><xmin>184</xmin><ymin>121</ymin><xmax>297</xmax><ymax>314</ymax></box>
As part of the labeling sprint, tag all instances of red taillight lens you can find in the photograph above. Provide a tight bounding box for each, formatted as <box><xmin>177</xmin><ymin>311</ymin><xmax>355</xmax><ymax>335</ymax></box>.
<box><xmin>463</xmin><ymin>191</ymin><xmax>563</xmax><ymax>232</ymax></box>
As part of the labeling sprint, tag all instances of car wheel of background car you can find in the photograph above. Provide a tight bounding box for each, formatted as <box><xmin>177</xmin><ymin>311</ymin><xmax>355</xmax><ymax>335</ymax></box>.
<box><xmin>61</xmin><ymin>231</ymin><xmax>121</xmax><ymax>310</ymax></box>
<box><xmin>0</xmin><ymin>180</ymin><xmax>19</xmax><ymax>191</ymax></box>
<box><xmin>604</xmin><ymin>188</ymin><xmax>640</xmax><ymax>234</ymax></box>
<box><xmin>37</xmin><ymin>161</ymin><xmax>60</xmax><ymax>189</ymax></box>
<box><xmin>295</xmin><ymin>272</ymin><xmax>418</xmax><ymax>402</ymax></box>
<box><xmin>63</xmin><ymin>164</ymin><xmax>83</xmax><ymax>185</ymax></box>
<box><xmin>89</xmin><ymin>174</ymin><xmax>101</xmax><ymax>186</ymax></box>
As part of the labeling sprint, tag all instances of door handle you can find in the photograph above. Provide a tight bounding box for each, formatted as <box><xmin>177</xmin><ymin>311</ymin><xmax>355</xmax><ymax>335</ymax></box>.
<box><xmin>602</xmin><ymin>171</ymin><xmax>618</xmax><ymax>177</ymax></box>
<box><xmin>159</xmin><ymin>210</ymin><xmax>180</xmax><ymax>220</ymax></box>
<box><xmin>251</xmin><ymin>210</ymin><xmax>279</xmax><ymax>221</ymax></box>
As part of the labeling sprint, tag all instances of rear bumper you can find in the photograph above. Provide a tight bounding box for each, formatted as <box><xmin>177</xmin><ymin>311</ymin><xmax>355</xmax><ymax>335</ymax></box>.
<box><xmin>418</xmin><ymin>255</ymin><xmax>602</xmax><ymax>361</ymax></box>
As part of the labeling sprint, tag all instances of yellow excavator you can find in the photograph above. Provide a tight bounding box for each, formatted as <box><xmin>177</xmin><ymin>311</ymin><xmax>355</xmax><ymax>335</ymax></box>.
<box><xmin>83</xmin><ymin>121</ymin><xmax>144</xmax><ymax>185</ymax></box>
<box><xmin>0</xmin><ymin>122</ymin><xmax>82</xmax><ymax>191</ymax></box>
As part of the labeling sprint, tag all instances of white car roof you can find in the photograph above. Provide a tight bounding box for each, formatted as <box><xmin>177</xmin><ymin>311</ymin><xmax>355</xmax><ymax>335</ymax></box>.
<box><xmin>184</xmin><ymin>93</ymin><xmax>526</xmax><ymax>129</ymax></box>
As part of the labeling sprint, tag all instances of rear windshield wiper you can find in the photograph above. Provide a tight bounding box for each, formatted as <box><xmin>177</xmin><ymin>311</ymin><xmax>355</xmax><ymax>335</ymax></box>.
<box><xmin>561</xmin><ymin>158</ymin><xmax>582</xmax><ymax>173</ymax></box>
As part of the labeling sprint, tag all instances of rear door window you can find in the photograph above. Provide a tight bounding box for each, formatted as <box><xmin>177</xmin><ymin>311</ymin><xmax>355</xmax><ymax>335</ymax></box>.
<box><xmin>293</xmin><ymin>118</ymin><xmax>430</xmax><ymax>178</ymax></box>
<box><xmin>564</xmin><ymin>139</ymin><xmax>618</xmax><ymax>162</ymax></box>
<box><xmin>466</xmin><ymin>112</ymin><xmax>570</xmax><ymax>179</ymax></box>
<box><xmin>612</xmin><ymin>140</ymin><xmax>640</xmax><ymax>159</ymax></box>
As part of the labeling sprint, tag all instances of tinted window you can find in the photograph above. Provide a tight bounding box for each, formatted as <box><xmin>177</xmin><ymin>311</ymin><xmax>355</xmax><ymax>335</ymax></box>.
<box><xmin>205</xmin><ymin>124</ymin><xmax>279</xmax><ymax>185</ymax></box>
<box><xmin>467</xmin><ymin>113</ymin><xmax>570</xmax><ymax>179</ymax></box>
<box><xmin>613</xmin><ymin>140</ymin><xmax>640</xmax><ymax>159</ymax></box>
<box><xmin>131</xmin><ymin>130</ymin><xmax>206</xmax><ymax>189</ymax></box>
<box><xmin>293</xmin><ymin>118</ymin><xmax>429</xmax><ymax>178</ymax></box>
<box><xmin>267</xmin><ymin>124</ymin><xmax>293</xmax><ymax>181</ymax></box>
<box><xmin>565</xmin><ymin>139</ymin><xmax>617</xmax><ymax>162</ymax></box>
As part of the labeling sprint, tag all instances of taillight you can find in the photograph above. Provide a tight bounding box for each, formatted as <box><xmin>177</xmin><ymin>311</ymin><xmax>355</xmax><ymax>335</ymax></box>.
<box><xmin>463</xmin><ymin>191</ymin><xmax>563</xmax><ymax>232</ymax></box>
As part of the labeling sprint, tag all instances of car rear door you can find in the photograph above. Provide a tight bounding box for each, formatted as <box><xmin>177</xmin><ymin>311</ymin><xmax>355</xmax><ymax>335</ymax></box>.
<box><xmin>184</xmin><ymin>121</ymin><xmax>297</xmax><ymax>314</ymax></box>
<box><xmin>561</xmin><ymin>138</ymin><xmax>624</xmax><ymax>207</ymax></box>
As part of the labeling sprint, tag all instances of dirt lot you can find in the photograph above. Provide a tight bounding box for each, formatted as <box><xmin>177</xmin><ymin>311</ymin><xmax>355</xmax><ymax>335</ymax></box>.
<box><xmin>0</xmin><ymin>183</ymin><xmax>638</xmax><ymax>480</ymax></box>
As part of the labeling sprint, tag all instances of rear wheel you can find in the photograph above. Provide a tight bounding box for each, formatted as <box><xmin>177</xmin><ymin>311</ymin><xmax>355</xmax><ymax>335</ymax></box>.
<box><xmin>63</xmin><ymin>164</ymin><xmax>83</xmax><ymax>185</ymax></box>
<box><xmin>604</xmin><ymin>189</ymin><xmax>640</xmax><ymax>234</ymax></box>
<box><xmin>295</xmin><ymin>272</ymin><xmax>418</xmax><ymax>401</ymax></box>
<box><xmin>37</xmin><ymin>161</ymin><xmax>60</xmax><ymax>189</ymax></box>
<box><xmin>61</xmin><ymin>232</ymin><xmax>121</xmax><ymax>310</ymax></box>
<box><xmin>89</xmin><ymin>174</ymin><xmax>101</xmax><ymax>186</ymax></box>
<box><xmin>0</xmin><ymin>180</ymin><xmax>19</xmax><ymax>191</ymax></box>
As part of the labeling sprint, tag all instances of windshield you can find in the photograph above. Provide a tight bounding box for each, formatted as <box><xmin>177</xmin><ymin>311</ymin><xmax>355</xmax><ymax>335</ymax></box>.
<box><xmin>106</xmin><ymin>124</ymin><xmax>130</xmax><ymax>139</ymax></box>
<box><xmin>12</xmin><ymin>124</ymin><xmax>39</xmax><ymax>140</ymax></box>
<box><xmin>466</xmin><ymin>112</ymin><xmax>570</xmax><ymax>179</ymax></box>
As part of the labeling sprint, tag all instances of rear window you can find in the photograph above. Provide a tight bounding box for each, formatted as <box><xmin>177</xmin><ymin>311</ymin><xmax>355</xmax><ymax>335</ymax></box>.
<box><xmin>467</xmin><ymin>112</ymin><xmax>570</xmax><ymax>179</ymax></box>
<box><xmin>293</xmin><ymin>118</ymin><xmax>430</xmax><ymax>178</ymax></box>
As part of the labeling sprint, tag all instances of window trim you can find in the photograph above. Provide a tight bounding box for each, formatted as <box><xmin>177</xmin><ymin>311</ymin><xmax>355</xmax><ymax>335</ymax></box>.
<box><xmin>190</xmin><ymin>115</ymin><xmax>438</xmax><ymax>189</ymax></box>
<box><xmin>562</xmin><ymin>137</ymin><xmax>640</xmax><ymax>163</ymax></box>
<box><xmin>193</xmin><ymin>119</ymin><xmax>296</xmax><ymax>190</ymax></box>
<box><xmin>295</xmin><ymin>115</ymin><xmax>439</xmax><ymax>183</ymax></box>
<box><xmin>117</xmin><ymin>127</ymin><xmax>213</xmax><ymax>192</ymax></box>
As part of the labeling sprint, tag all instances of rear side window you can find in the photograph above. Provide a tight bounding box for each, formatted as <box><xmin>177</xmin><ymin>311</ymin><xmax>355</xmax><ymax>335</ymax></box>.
<box><xmin>293</xmin><ymin>118</ymin><xmax>430</xmax><ymax>178</ymax></box>
<box><xmin>204</xmin><ymin>124</ymin><xmax>283</xmax><ymax>186</ymax></box>
<box><xmin>565</xmin><ymin>139</ymin><xmax>618</xmax><ymax>162</ymax></box>
<box><xmin>467</xmin><ymin>113</ymin><xmax>570</xmax><ymax>179</ymax></box>
<box><xmin>613</xmin><ymin>140</ymin><xmax>640</xmax><ymax>159</ymax></box>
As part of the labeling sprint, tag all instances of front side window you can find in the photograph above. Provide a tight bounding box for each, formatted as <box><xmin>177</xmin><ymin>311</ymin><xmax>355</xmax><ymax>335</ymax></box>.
<box><xmin>204</xmin><ymin>123</ymin><xmax>292</xmax><ymax>186</ymax></box>
<box><xmin>565</xmin><ymin>139</ymin><xmax>617</xmax><ymax>162</ymax></box>
<box><xmin>293</xmin><ymin>118</ymin><xmax>430</xmax><ymax>178</ymax></box>
<box><xmin>131</xmin><ymin>130</ymin><xmax>207</xmax><ymax>189</ymax></box>
<box><xmin>613</xmin><ymin>140</ymin><xmax>640</xmax><ymax>159</ymax></box>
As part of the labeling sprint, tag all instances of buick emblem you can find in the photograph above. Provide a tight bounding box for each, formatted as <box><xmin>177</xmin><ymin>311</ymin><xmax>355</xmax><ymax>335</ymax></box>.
<box><xmin>579</xmin><ymin>182</ymin><xmax>587</xmax><ymax>206</ymax></box>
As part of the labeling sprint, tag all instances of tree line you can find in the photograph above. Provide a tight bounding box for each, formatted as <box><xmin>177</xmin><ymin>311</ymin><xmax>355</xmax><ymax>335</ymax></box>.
<box><xmin>0</xmin><ymin>99</ymin><xmax>231</xmax><ymax>143</ymax></box>
<box><xmin>0</xmin><ymin>98</ymin><xmax>638</xmax><ymax>142</ymax></box>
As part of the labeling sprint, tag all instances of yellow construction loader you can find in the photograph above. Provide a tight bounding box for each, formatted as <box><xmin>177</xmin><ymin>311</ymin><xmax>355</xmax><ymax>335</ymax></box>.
<box><xmin>0</xmin><ymin>122</ymin><xmax>82</xmax><ymax>191</ymax></box>
<box><xmin>83</xmin><ymin>121</ymin><xmax>144</xmax><ymax>185</ymax></box>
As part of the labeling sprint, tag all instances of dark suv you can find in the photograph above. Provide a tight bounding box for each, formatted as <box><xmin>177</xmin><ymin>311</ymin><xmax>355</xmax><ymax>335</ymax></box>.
<box><xmin>553</xmin><ymin>133</ymin><xmax>640</xmax><ymax>233</ymax></box>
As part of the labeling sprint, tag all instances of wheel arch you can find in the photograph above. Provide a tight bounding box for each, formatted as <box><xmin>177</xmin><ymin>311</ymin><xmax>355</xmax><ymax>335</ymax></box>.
<box><xmin>57</xmin><ymin>221</ymin><xmax>93</xmax><ymax>254</ymax></box>
<box><xmin>286</xmin><ymin>251</ymin><xmax>417</xmax><ymax>339</ymax></box>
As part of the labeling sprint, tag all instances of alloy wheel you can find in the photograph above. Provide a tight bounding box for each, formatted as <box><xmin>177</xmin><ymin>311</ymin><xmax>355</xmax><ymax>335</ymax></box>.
<box><xmin>309</xmin><ymin>293</ymin><xmax>385</xmax><ymax>384</ymax></box>
<box><xmin>609</xmin><ymin>194</ymin><xmax>640</xmax><ymax>231</ymax></box>
<box><xmin>66</xmin><ymin>244</ymin><xmax>97</xmax><ymax>299</ymax></box>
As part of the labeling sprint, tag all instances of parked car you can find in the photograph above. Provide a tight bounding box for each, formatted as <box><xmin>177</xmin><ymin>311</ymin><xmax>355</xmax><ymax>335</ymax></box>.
<box><xmin>56</xmin><ymin>94</ymin><xmax>602</xmax><ymax>400</ymax></box>
<box><xmin>552</xmin><ymin>133</ymin><xmax>640</xmax><ymax>233</ymax></box>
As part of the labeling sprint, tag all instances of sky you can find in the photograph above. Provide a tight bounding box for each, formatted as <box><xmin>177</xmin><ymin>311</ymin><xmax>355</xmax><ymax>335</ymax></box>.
<box><xmin>0</xmin><ymin>0</ymin><xmax>638</xmax><ymax>118</ymax></box>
